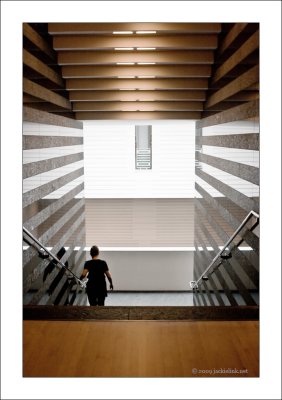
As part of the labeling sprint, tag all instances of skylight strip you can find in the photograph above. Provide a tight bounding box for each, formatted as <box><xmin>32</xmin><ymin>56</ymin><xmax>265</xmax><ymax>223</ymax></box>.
<box><xmin>116</xmin><ymin>62</ymin><xmax>135</xmax><ymax>65</ymax></box>
<box><xmin>115</xmin><ymin>47</ymin><xmax>134</xmax><ymax>51</ymax></box>
<box><xmin>137</xmin><ymin>47</ymin><xmax>156</xmax><ymax>51</ymax></box>
<box><xmin>113</xmin><ymin>31</ymin><xmax>133</xmax><ymax>35</ymax></box>
<box><xmin>136</xmin><ymin>31</ymin><xmax>157</xmax><ymax>34</ymax></box>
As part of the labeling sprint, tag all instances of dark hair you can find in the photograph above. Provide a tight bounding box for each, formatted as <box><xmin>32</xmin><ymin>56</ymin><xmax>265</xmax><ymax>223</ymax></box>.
<box><xmin>90</xmin><ymin>245</ymin><xmax>99</xmax><ymax>257</ymax></box>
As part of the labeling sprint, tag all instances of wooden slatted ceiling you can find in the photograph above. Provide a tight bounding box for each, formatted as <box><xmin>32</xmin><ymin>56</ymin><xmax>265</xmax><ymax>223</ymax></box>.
<box><xmin>23</xmin><ymin>23</ymin><xmax>259</xmax><ymax>120</ymax></box>
<box><xmin>48</xmin><ymin>22</ymin><xmax>222</xmax><ymax>34</ymax></box>
<box><xmin>48</xmin><ymin>23</ymin><xmax>219</xmax><ymax>120</ymax></box>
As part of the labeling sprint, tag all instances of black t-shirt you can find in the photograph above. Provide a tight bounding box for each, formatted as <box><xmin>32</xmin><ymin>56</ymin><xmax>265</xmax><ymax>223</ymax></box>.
<box><xmin>84</xmin><ymin>259</ymin><xmax>109</xmax><ymax>296</ymax></box>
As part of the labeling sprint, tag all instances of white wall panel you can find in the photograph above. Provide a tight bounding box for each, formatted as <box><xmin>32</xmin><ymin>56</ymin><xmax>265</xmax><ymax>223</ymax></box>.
<box><xmin>202</xmin><ymin>145</ymin><xmax>259</xmax><ymax>167</ymax></box>
<box><xmin>83</xmin><ymin>120</ymin><xmax>195</xmax><ymax>198</ymax></box>
<box><xmin>96</xmin><ymin>250</ymin><xmax>194</xmax><ymax>291</ymax></box>
<box><xmin>23</xmin><ymin>122</ymin><xmax>84</xmax><ymax>137</ymax></box>
<box><xmin>23</xmin><ymin>145</ymin><xmax>83</xmax><ymax>164</ymax></box>
<box><xmin>202</xmin><ymin>120</ymin><xmax>259</xmax><ymax>136</ymax></box>
<box><xmin>85</xmin><ymin>198</ymin><xmax>194</xmax><ymax>247</ymax></box>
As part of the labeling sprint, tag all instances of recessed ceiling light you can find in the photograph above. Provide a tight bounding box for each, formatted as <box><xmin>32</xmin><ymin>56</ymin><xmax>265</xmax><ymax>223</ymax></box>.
<box><xmin>115</xmin><ymin>47</ymin><xmax>134</xmax><ymax>51</ymax></box>
<box><xmin>113</xmin><ymin>31</ymin><xmax>133</xmax><ymax>34</ymax></box>
<box><xmin>118</xmin><ymin>76</ymin><xmax>135</xmax><ymax>79</ymax></box>
<box><xmin>138</xmin><ymin>76</ymin><xmax>156</xmax><ymax>79</ymax></box>
<box><xmin>136</xmin><ymin>31</ymin><xmax>157</xmax><ymax>34</ymax></box>
<box><xmin>116</xmin><ymin>62</ymin><xmax>135</xmax><ymax>65</ymax></box>
<box><xmin>137</xmin><ymin>47</ymin><xmax>156</xmax><ymax>51</ymax></box>
<box><xmin>137</xmin><ymin>62</ymin><xmax>156</xmax><ymax>65</ymax></box>
<box><xmin>119</xmin><ymin>89</ymin><xmax>136</xmax><ymax>90</ymax></box>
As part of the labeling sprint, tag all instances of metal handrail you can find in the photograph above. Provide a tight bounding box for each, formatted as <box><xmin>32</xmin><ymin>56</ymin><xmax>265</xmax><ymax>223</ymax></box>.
<box><xmin>23</xmin><ymin>226</ymin><xmax>86</xmax><ymax>288</ymax></box>
<box><xmin>190</xmin><ymin>210</ymin><xmax>259</xmax><ymax>290</ymax></box>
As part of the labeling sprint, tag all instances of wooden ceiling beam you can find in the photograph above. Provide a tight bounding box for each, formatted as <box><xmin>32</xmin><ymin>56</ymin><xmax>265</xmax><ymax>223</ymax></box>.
<box><xmin>23</xmin><ymin>49</ymin><xmax>64</xmax><ymax>87</ymax></box>
<box><xmin>23</xmin><ymin>78</ymin><xmax>72</xmax><ymax>110</ymax></box>
<box><xmin>205</xmin><ymin>65</ymin><xmax>259</xmax><ymax>108</ymax></box>
<box><xmin>202</xmin><ymin>101</ymin><xmax>243</xmax><ymax>112</ymax></box>
<box><xmin>227</xmin><ymin>91</ymin><xmax>259</xmax><ymax>101</ymax></box>
<box><xmin>23</xmin><ymin>94</ymin><xmax>46</xmax><ymax>103</ymax></box>
<box><xmin>247</xmin><ymin>82</ymin><xmax>259</xmax><ymax>90</ymax></box>
<box><xmin>23</xmin><ymin>23</ymin><xmax>56</xmax><ymax>61</ymax></box>
<box><xmin>61</xmin><ymin>64</ymin><xmax>212</xmax><ymax>78</ymax></box>
<box><xmin>75</xmin><ymin>111</ymin><xmax>202</xmax><ymax>120</ymax></box>
<box><xmin>234</xmin><ymin>51</ymin><xmax>259</xmax><ymax>65</ymax></box>
<box><xmin>66</xmin><ymin>78</ymin><xmax>209</xmax><ymax>90</ymax></box>
<box><xmin>217</xmin><ymin>23</ymin><xmax>248</xmax><ymax>56</ymax></box>
<box><xmin>69</xmin><ymin>90</ymin><xmax>206</xmax><ymax>102</ymax></box>
<box><xmin>49</xmin><ymin>23</ymin><xmax>221</xmax><ymax>34</ymax></box>
<box><xmin>57</xmin><ymin>50</ymin><xmax>214</xmax><ymax>65</ymax></box>
<box><xmin>23</xmin><ymin>102</ymin><xmax>72</xmax><ymax>113</ymax></box>
<box><xmin>72</xmin><ymin>101</ymin><xmax>203</xmax><ymax>112</ymax></box>
<box><xmin>53</xmin><ymin>35</ymin><xmax>218</xmax><ymax>50</ymax></box>
<box><xmin>212</xmin><ymin>30</ymin><xmax>259</xmax><ymax>83</ymax></box>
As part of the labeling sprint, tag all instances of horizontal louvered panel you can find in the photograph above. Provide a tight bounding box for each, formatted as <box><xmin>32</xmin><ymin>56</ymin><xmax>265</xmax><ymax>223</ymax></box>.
<box><xmin>85</xmin><ymin>199</ymin><xmax>194</xmax><ymax>247</ymax></box>
<box><xmin>84</xmin><ymin>121</ymin><xmax>195</xmax><ymax>198</ymax></box>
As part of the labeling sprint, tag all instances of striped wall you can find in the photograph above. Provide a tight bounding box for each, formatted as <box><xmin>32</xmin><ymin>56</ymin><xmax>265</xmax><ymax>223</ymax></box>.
<box><xmin>23</xmin><ymin>108</ymin><xmax>86</xmax><ymax>305</ymax></box>
<box><xmin>193</xmin><ymin>100</ymin><xmax>259</xmax><ymax>306</ymax></box>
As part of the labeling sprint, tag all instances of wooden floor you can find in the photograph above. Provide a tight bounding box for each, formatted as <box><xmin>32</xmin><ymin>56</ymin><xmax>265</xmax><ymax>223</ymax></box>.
<box><xmin>23</xmin><ymin>320</ymin><xmax>259</xmax><ymax>377</ymax></box>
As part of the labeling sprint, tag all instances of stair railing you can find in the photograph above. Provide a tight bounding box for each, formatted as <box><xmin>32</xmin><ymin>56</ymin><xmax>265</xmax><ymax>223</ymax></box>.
<box><xmin>190</xmin><ymin>210</ymin><xmax>259</xmax><ymax>290</ymax></box>
<box><xmin>23</xmin><ymin>226</ymin><xmax>86</xmax><ymax>288</ymax></box>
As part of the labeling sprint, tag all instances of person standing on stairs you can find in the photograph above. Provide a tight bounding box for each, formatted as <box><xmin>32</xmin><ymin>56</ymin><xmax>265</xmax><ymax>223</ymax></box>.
<box><xmin>80</xmin><ymin>245</ymin><xmax>113</xmax><ymax>306</ymax></box>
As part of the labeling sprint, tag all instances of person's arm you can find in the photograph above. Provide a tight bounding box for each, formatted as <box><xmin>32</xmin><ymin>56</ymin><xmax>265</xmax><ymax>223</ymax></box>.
<box><xmin>105</xmin><ymin>270</ymin><xmax>114</xmax><ymax>290</ymax></box>
<box><xmin>79</xmin><ymin>268</ymin><xmax>89</xmax><ymax>280</ymax></box>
